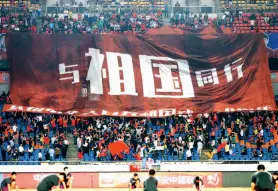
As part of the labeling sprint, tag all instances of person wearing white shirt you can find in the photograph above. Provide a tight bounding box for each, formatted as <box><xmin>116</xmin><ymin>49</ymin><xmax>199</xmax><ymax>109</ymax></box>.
<box><xmin>49</xmin><ymin>148</ymin><xmax>55</xmax><ymax>159</ymax></box>
<box><xmin>229</xmin><ymin>148</ymin><xmax>233</xmax><ymax>155</ymax></box>
<box><xmin>83</xmin><ymin>141</ymin><xmax>88</xmax><ymax>148</ymax></box>
<box><xmin>211</xmin><ymin>140</ymin><xmax>216</xmax><ymax>147</ymax></box>
<box><xmin>154</xmin><ymin>139</ymin><xmax>158</xmax><ymax>148</ymax></box>
<box><xmin>197</xmin><ymin>141</ymin><xmax>203</xmax><ymax>157</ymax></box>
<box><xmin>77</xmin><ymin>137</ymin><xmax>82</xmax><ymax>148</ymax></box>
<box><xmin>260</xmin><ymin>129</ymin><xmax>264</xmax><ymax>137</ymax></box>
<box><xmin>28</xmin><ymin>146</ymin><xmax>33</xmax><ymax>157</ymax></box>
<box><xmin>10</xmin><ymin>140</ymin><xmax>14</xmax><ymax>147</ymax></box>
<box><xmin>186</xmin><ymin>149</ymin><xmax>192</xmax><ymax>160</ymax></box>
<box><xmin>97</xmin><ymin>120</ymin><xmax>101</xmax><ymax>129</ymax></box>
<box><xmin>51</xmin><ymin>137</ymin><xmax>56</xmax><ymax>144</ymax></box>
<box><xmin>189</xmin><ymin>141</ymin><xmax>194</xmax><ymax>150</ymax></box>
<box><xmin>240</xmin><ymin>129</ymin><xmax>244</xmax><ymax>137</ymax></box>
<box><xmin>19</xmin><ymin>144</ymin><xmax>24</xmax><ymax>156</ymax></box>
<box><xmin>12</xmin><ymin>124</ymin><xmax>17</xmax><ymax>132</ymax></box>
<box><xmin>38</xmin><ymin>152</ymin><xmax>43</xmax><ymax>161</ymax></box>
<box><xmin>7</xmin><ymin>144</ymin><xmax>11</xmax><ymax>152</ymax></box>
<box><xmin>198</xmin><ymin>134</ymin><xmax>203</xmax><ymax>142</ymax></box>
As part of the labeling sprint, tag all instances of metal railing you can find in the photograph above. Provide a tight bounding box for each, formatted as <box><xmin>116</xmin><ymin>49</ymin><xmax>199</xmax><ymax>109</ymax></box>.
<box><xmin>0</xmin><ymin>160</ymin><xmax>277</xmax><ymax>165</ymax></box>
<box><xmin>45</xmin><ymin>5</ymin><xmax>165</xmax><ymax>14</ymax></box>
<box><xmin>2</xmin><ymin>4</ymin><xmax>277</xmax><ymax>15</ymax></box>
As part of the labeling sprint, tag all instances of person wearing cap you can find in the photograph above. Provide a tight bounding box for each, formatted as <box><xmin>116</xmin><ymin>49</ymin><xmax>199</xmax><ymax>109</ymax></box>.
<box><xmin>129</xmin><ymin>173</ymin><xmax>141</xmax><ymax>190</ymax></box>
<box><xmin>251</xmin><ymin>164</ymin><xmax>274</xmax><ymax>191</ymax></box>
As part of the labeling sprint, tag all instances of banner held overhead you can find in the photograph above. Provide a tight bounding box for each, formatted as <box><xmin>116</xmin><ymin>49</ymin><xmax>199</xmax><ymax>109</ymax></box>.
<box><xmin>4</xmin><ymin>33</ymin><xmax>276</xmax><ymax>116</ymax></box>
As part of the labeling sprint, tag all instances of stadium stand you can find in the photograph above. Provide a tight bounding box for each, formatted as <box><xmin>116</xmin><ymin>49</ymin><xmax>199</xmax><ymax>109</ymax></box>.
<box><xmin>1</xmin><ymin>88</ymin><xmax>278</xmax><ymax>163</ymax></box>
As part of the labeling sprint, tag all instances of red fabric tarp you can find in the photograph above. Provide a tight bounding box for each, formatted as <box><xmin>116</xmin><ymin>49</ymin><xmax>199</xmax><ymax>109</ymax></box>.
<box><xmin>108</xmin><ymin>141</ymin><xmax>129</xmax><ymax>156</ymax></box>
<box><xmin>3</xmin><ymin>33</ymin><xmax>276</xmax><ymax>117</ymax></box>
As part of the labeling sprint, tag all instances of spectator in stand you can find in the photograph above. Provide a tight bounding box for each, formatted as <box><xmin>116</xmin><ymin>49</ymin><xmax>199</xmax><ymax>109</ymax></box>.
<box><xmin>2</xmin><ymin>90</ymin><xmax>278</xmax><ymax>163</ymax></box>
<box><xmin>49</xmin><ymin>147</ymin><xmax>55</xmax><ymax>159</ymax></box>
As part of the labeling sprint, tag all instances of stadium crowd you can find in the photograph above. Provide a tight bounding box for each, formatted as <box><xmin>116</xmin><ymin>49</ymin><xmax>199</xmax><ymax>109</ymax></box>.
<box><xmin>170</xmin><ymin>10</ymin><xmax>278</xmax><ymax>32</ymax></box>
<box><xmin>0</xmin><ymin>3</ymin><xmax>163</xmax><ymax>34</ymax></box>
<box><xmin>1</xmin><ymin>88</ymin><xmax>278</xmax><ymax>163</ymax></box>
<box><xmin>1</xmin><ymin>1</ymin><xmax>278</xmax><ymax>34</ymax></box>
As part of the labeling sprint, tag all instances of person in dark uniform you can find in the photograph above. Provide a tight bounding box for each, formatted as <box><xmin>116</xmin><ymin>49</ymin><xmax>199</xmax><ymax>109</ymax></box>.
<box><xmin>37</xmin><ymin>173</ymin><xmax>66</xmax><ymax>191</ymax></box>
<box><xmin>0</xmin><ymin>172</ymin><xmax>18</xmax><ymax>191</ymax></box>
<box><xmin>129</xmin><ymin>173</ymin><xmax>141</xmax><ymax>190</ymax></box>
<box><xmin>272</xmin><ymin>172</ymin><xmax>278</xmax><ymax>191</ymax></box>
<box><xmin>144</xmin><ymin>169</ymin><xmax>158</xmax><ymax>191</ymax></box>
<box><xmin>251</xmin><ymin>164</ymin><xmax>274</xmax><ymax>191</ymax></box>
<box><xmin>193</xmin><ymin>176</ymin><xmax>204</xmax><ymax>191</ymax></box>
<box><xmin>60</xmin><ymin>167</ymin><xmax>74</xmax><ymax>190</ymax></box>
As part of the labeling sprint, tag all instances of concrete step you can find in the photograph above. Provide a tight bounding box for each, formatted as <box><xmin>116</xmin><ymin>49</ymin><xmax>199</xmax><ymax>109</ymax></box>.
<box><xmin>66</xmin><ymin>133</ymin><xmax>78</xmax><ymax>159</ymax></box>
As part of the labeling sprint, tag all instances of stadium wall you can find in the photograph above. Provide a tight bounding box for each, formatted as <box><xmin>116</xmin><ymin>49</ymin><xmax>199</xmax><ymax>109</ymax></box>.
<box><xmin>222</xmin><ymin>172</ymin><xmax>253</xmax><ymax>187</ymax></box>
<box><xmin>0</xmin><ymin>163</ymin><xmax>277</xmax><ymax>188</ymax></box>
<box><xmin>0</xmin><ymin>171</ymin><xmax>257</xmax><ymax>188</ymax></box>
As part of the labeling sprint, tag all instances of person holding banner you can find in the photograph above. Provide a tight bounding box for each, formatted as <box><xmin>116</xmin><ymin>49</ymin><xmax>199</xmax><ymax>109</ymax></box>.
<box><xmin>128</xmin><ymin>173</ymin><xmax>141</xmax><ymax>190</ymax></box>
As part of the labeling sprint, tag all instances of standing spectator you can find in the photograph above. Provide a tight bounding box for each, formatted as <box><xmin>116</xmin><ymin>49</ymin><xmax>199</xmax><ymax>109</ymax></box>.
<box><xmin>55</xmin><ymin>147</ymin><xmax>60</xmax><ymax>159</ymax></box>
<box><xmin>49</xmin><ymin>147</ymin><xmax>55</xmax><ymax>159</ymax></box>
<box><xmin>197</xmin><ymin>140</ymin><xmax>203</xmax><ymax>157</ymax></box>
<box><xmin>44</xmin><ymin>135</ymin><xmax>50</xmax><ymax>149</ymax></box>
<box><xmin>175</xmin><ymin>1</ymin><xmax>180</xmax><ymax>14</ymax></box>
<box><xmin>18</xmin><ymin>144</ymin><xmax>24</xmax><ymax>156</ymax></box>
<box><xmin>38</xmin><ymin>150</ymin><xmax>43</xmax><ymax>161</ymax></box>
<box><xmin>12</xmin><ymin>124</ymin><xmax>17</xmax><ymax>133</ymax></box>
<box><xmin>164</xmin><ymin>3</ymin><xmax>169</xmax><ymax>18</ymax></box>
<box><xmin>77</xmin><ymin>148</ymin><xmax>83</xmax><ymax>160</ymax></box>
<box><xmin>45</xmin><ymin>151</ymin><xmax>50</xmax><ymax>161</ymax></box>
<box><xmin>141</xmin><ymin>144</ymin><xmax>148</xmax><ymax>169</ymax></box>
<box><xmin>186</xmin><ymin>149</ymin><xmax>192</xmax><ymax>160</ymax></box>
<box><xmin>28</xmin><ymin>145</ymin><xmax>33</xmax><ymax>157</ymax></box>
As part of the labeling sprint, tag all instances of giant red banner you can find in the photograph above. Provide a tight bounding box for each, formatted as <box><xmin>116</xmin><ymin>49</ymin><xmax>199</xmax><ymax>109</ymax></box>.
<box><xmin>3</xmin><ymin>33</ymin><xmax>276</xmax><ymax>116</ymax></box>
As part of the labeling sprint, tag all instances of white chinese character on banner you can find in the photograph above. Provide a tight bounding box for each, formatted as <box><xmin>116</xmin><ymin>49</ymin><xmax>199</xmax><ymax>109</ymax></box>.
<box><xmin>86</xmin><ymin>49</ymin><xmax>137</xmax><ymax>96</ymax></box>
<box><xmin>224</xmin><ymin>58</ymin><xmax>244</xmax><ymax>83</ymax></box>
<box><xmin>85</xmin><ymin>48</ymin><xmax>105</xmax><ymax>94</ymax></box>
<box><xmin>169</xmin><ymin>176</ymin><xmax>178</xmax><ymax>184</ymax></box>
<box><xmin>139</xmin><ymin>56</ymin><xmax>194</xmax><ymax>98</ymax></box>
<box><xmin>196</xmin><ymin>69</ymin><xmax>219</xmax><ymax>87</ymax></box>
<box><xmin>159</xmin><ymin>176</ymin><xmax>170</xmax><ymax>184</ymax></box>
<box><xmin>106</xmin><ymin>52</ymin><xmax>138</xmax><ymax>95</ymax></box>
<box><xmin>185</xmin><ymin>176</ymin><xmax>195</xmax><ymax>184</ymax></box>
<box><xmin>178</xmin><ymin>176</ymin><xmax>187</xmax><ymax>184</ymax></box>
<box><xmin>59</xmin><ymin>63</ymin><xmax>80</xmax><ymax>84</ymax></box>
